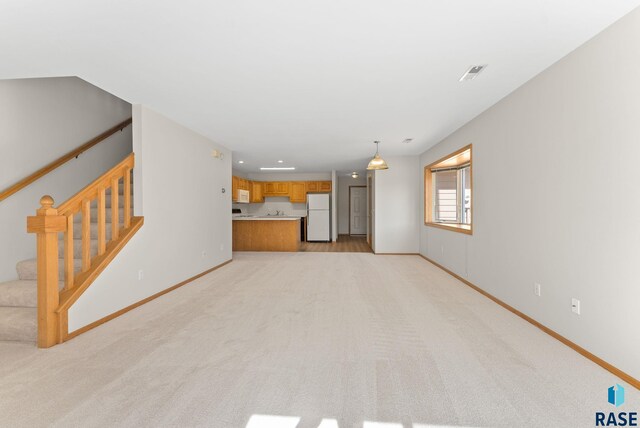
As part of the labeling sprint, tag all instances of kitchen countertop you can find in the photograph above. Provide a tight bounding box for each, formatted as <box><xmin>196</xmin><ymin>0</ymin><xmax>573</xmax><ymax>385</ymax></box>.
<box><xmin>232</xmin><ymin>215</ymin><xmax>303</xmax><ymax>221</ymax></box>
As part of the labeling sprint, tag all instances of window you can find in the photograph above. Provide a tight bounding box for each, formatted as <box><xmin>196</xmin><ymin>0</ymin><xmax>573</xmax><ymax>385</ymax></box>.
<box><xmin>424</xmin><ymin>145</ymin><xmax>472</xmax><ymax>234</ymax></box>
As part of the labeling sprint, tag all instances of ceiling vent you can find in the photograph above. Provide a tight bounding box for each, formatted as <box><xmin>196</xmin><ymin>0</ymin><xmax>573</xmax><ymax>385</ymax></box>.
<box><xmin>459</xmin><ymin>65</ymin><xmax>487</xmax><ymax>82</ymax></box>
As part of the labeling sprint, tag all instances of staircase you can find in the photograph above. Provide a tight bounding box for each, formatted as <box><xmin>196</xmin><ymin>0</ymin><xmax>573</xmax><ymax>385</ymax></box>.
<box><xmin>0</xmin><ymin>177</ymin><xmax>134</xmax><ymax>343</ymax></box>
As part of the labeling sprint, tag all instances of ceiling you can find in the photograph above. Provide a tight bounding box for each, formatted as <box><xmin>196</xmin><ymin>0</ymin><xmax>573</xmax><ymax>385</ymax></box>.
<box><xmin>1</xmin><ymin>1</ymin><xmax>638</xmax><ymax>173</ymax></box>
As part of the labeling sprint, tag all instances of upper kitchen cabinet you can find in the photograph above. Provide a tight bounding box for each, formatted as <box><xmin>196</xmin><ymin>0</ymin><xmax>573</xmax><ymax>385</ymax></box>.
<box><xmin>238</xmin><ymin>178</ymin><xmax>250</xmax><ymax>191</ymax></box>
<box><xmin>250</xmin><ymin>181</ymin><xmax>263</xmax><ymax>203</ymax></box>
<box><xmin>234</xmin><ymin>178</ymin><xmax>331</xmax><ymax>202</ymax></box>
<box><xmin>318</xmin><ymin>181</ymin><xmax>332</xmax><ymax>192</ymax></box>
<box><xmin>264</xmin><ymin>181</ymin><xmax>290</xmax><ymax>196</ymax></box>
<box><xmin>306</xmin><ymin>181</ymin><xmax>331</xmax><ymax>193</ymax></box>
<box><xmin>232</xmin><ymin>176</ymin><xmax>251</xmax><ymax>201</ymax></box>
<box><xmin>232</xmin><ymin>176</ymin><xmax>239</xmax><ymax>202</ymax></box>
<box><xmin>289</xmin><ymin>182</ymin><xmax>306</xmax><ymax>203</ymax></box>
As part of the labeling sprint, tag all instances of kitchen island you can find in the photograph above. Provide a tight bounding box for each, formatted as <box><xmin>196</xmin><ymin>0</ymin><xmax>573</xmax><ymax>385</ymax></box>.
<box><xmin>232</xmin><ymin>216</ymin><xmax>301</xmax><ymax>252</ymax></box>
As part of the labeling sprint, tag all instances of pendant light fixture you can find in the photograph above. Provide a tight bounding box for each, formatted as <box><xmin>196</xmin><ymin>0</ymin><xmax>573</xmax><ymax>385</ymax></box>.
<box><xmin>366</xmin><ymin>141</ymin><xmax>389</xmax><ymax>170</ymax></box>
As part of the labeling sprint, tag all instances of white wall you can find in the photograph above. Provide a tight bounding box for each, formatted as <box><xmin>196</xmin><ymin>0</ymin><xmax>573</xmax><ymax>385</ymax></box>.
<box><xmin>0</xmin><ymin>77</ymin><xmax>131</xmax><ymax>282</ymax></box>
<box><xmin>419</xmin><ymin>8</ymin><xmax>640</xmax><ymax>380</ymax></box>
<box><xmin>373</xmin><ymin>156</ymin><xmax>420</xmax><ymax>254</ymax></box>
<box><xmin>337</xmin><ymin>175</ymin><xmax>367</xmax><ymax>234</ymax></box>
<box><xmin>68</xmin><ymin>105</ymin><xmax>232</xmax><ymax>331</ymax></box>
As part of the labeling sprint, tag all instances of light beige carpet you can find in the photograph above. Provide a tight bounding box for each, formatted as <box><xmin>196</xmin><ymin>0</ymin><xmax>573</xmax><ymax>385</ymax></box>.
<box><xmin>0</xmin><ymin>252</ymin><xmax>637</xmax><ymax>427</ymax></box>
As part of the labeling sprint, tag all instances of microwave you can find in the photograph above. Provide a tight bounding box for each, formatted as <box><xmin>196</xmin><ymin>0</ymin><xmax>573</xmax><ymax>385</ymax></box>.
<box><xmin>237</xmin><ymin>189</ymin><xmax>250</xmax><ymax>203</ymax></box>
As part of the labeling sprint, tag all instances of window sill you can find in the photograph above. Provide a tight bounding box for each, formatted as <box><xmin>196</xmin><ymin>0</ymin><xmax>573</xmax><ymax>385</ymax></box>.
<box><xmin>425</xmin><ymin>222</ymin><xmax>472</xmax><ymax>235</ymax></box>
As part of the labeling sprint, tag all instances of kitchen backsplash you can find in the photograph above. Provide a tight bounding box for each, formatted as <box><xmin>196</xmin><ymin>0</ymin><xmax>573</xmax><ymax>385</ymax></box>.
<box><xmin>232</xmin><ymin>197</ymin><xmax>307</xmax><ymax>216</ymax></box>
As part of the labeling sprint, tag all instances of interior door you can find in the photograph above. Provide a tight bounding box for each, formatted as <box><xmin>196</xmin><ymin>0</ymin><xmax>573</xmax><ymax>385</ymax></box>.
<box><xmin>350</xmin><ymin>186</ymin><xmax>367</xmax><ymax>235</ymax></box>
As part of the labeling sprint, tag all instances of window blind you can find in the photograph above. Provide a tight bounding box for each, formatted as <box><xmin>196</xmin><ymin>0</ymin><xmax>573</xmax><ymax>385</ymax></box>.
<box><xmin>434</xmin><ymin>170</ymin><xmax>458</xmax><ymax>222</ymax></box>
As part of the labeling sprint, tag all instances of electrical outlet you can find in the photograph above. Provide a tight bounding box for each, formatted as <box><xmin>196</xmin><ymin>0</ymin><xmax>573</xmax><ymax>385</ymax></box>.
<box><xmin>138</xmin><ymin>270</ymin><xmax>144</xmax><ymax>281</ymax></box>
<box><xmin>571</xmin><ymin>298</ymin><xmax>581</xmax><ymax>315</ymax></box>
<box><xmin>534</xmin><ymin>283</ymin><xmax>541</xmax><ymax>297</ymax></box>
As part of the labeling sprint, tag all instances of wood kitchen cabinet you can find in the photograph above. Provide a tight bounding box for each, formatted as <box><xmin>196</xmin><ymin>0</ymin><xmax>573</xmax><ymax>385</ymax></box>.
<box><xmin>289</xmin><ymin>182</ymin><xmax>306</xmax><ymax>203</ymax></box>
<box><xmin>234</xmin><ymin>177</ymin><xmax>330</xmax><ymax>202</ymax></box>
<box><xmin>276</xmin><ymin>182</ymin><xmax>290</xmax><ymax>194</ymax></box>
<box><xmin>318</xmin><ymin>181</ymin><xmax>332</xmax><ymax>192</ymax></box>
<box><xmin>232</xmin><ymin>176</ymin><xmax>239</xmax><ymax>202</ymax></box>
<box><xmin>232</xmin><ymin>176</ymin><xmax>253</xmax><ymax>201</ymax></box>
<box><xmin>263</xmin><ymin>182</ymin><xmax>276</xmax><ymax>194</ymax></box>
<box><xmin>306</xmin><ymin>181</ymin><xmax>331</xmax><ymax>193</ymax></box>
<box><xmin>264</xmin><ymin>181</ymin><xmax>290</xmax><ymax>196</ymax></box>
<box><xmin>250</xmin><ymin>181</ymin><xmax>263</xmax><ymax>202</ymax></box>
<box><xmin>233</xmin><ymin>218</ymin><xmax>300</xmax><ymax>251</ymax></box>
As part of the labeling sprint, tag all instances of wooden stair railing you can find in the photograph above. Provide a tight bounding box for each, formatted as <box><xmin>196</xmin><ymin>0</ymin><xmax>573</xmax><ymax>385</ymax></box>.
<box><xmin>27</xmin><ymin>153</ymin><xmax>144</xmax><ymax>347</ymax></box>
<box><xmin>0</xmin><ymin>118</ymin><xmax>132</xmax><ymax>203</ymax></box>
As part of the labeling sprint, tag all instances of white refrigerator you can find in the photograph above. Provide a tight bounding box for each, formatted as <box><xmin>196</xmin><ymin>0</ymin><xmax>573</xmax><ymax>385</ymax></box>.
<box><xmin>306</xmin><ymin>194</ymin><xmax>331</xmax><ymax>242</ymax></box>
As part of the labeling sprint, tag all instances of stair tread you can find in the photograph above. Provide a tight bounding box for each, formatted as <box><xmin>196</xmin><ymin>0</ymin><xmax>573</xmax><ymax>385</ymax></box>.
<box><xmin>0</xmin><ymin>280</ymin><xmax>37</xmax><ymax>308</ymax></box>
<box><xmin>17</xmin><ymin>258</ymin><xmax>81</xmax><ymax>282</ymax></box>
<box><xmin>0</xmin><ymin>307</ymin><xmax>36</xmax><ymax>342</ymax></box>
<box><xmin>16</xmin><ymin>259</ymin><xmax>36</xmax><ymax>281</ymax></box>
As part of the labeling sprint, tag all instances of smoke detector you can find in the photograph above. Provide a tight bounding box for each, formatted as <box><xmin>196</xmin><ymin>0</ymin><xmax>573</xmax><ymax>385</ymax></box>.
<box><xmin>459</xmin><ymin>65</ymin><xmax>487</xmax><ymax>82</ymax></box>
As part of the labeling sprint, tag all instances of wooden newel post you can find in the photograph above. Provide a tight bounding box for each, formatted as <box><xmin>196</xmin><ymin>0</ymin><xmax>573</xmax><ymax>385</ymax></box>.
<box><xmin>27</xmin><ymin>195</ymin><xmax>66</xmax><ymax>348</ymax></box>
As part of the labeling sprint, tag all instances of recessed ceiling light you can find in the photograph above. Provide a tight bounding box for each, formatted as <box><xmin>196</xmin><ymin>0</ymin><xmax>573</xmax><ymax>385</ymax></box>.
<box><xmin>402</xmin><ymin>138</ymin><xmax>413</xmax><ymax>144</ymax></box>
<box><xmin>351</xmin><ymin>172</ymin><xmax>359</xmax><ymax>178</ymax></box>
<box><xmin>277</xmin><ymin>160</ymin><xmax>284</xmax><ymax>163</ymax></box>
<box><xmin>238</xmin><ymin>160</ymin><xmax>244</xmax><ymax>164</ymax></box>
<box><xmin>459</xmin><ymin>64</ymin><xmax>487</xmax><ymax>81</ymax></box>
<box><xmin>260</xmin><ymin>167</ymin><xmax>296</xmax><ymax>171</ymax></box>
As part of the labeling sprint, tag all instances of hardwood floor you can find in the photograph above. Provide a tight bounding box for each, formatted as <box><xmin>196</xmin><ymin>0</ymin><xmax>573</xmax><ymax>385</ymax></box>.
<box><xmin>300</xmin><ymin>234</ymin><xmax>371</xmax><ymax>252</ymax></box>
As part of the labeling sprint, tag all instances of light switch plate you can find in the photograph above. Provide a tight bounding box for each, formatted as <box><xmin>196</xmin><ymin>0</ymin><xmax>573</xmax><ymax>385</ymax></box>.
<box><xmin>571</xmin><ymin>298</ymin><xmax>580</xmax><ymax>315</ymax></box>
